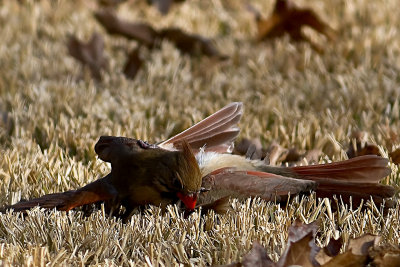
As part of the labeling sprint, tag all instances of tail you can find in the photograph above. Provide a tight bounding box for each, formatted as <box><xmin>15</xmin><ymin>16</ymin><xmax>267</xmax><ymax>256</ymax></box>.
<box><xmin>1</xmin><ymin>176</ymin><xmax>116</xmax><ymax>213</ymax></box>
<box><xmin>314</xmin><ymin>179</ymin><xmax>395</xmax><ymax>207</ymax></box>
<box><xmin>258</xmin><ymin>155</ymin><xmax>394</xmax><ymax>206</ymax></box>
<box><xmin>290</xmin><ymin>155</ymin><xmax>391</xmax><ymax>183</ymax></box>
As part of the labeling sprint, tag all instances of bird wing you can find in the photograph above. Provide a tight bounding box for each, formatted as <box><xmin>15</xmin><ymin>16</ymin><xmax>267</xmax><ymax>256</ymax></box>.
<box><xmin>198</xmin><ymin>167</ymin><xmax>317</xmax><ymax>205</ymax></box>
<box><xmin>158</xmin><ymin>102</ymin><xmax>243</xmax><ymax>153</ymax></box>
<box><xmin>3</xmin><ymin>175</ymin><xmax>117</xmax><ymax>213</ymax></box>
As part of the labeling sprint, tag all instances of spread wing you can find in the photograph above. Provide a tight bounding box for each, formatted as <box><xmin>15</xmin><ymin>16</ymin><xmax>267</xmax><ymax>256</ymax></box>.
<box><xmin>159</xmin><ymin>102</ymin><xmax>243</xmax><ymax>153</ymax></box>
<box><xmin>2</xmin><ymin>175</ymin><xmax>117</xmax><ymax>213</ymax></box>
<box><xmin>198</xmin><ymin>167</ymin><xmax>317</xmax><ymax>205</ymax></box>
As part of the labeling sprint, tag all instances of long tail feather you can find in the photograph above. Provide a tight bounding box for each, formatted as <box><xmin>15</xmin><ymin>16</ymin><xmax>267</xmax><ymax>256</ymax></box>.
<box><xmin>315</xmin><ymin>179</ymin><xmax>395</xmax><ymax>206</ymax></box>
<box><xmin>289</xmin><ymin>155</ymin><xmax>391</xmax><ymax>183</ymax></box>
<box><xmin>2</xmin><ymin>176</ymin><xmax>116</xmax><ymax>213</ymax></box>
<box><xmin>159</xmin><ymin>102</ymin><xmax>243</xmax><ymax>153</ymax></box>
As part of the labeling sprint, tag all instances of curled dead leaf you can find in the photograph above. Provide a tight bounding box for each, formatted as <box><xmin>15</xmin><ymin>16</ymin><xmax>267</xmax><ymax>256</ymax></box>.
<box><xmin>123</xmin><ymin>48</ymin><xmax>143</xmax><ymax>79</ymax></box>
<box><xmin>264</xmin><ymin>143</ymin><xmax>288</xmax><ymax>166</ymax></box>
<box><xmin>234</xmin><ymin>138</ymin><xmax>265</xmax><ymax>160</ymax></box>
<box><xmin>389</xmin><ymin>148</ymin><xmax>400</xmax><ymax>164</ymax></box>
<box><xmin>247</xmin><ymin>0</ymin><xmax>336</xmax><ymax>52</ymax></box>
<box><xmin>94</xmin><ymin>10</ymin><xmax>157</xmax><ymax>46</ymax></box>
<box><xmin>95</xmin><ymin>9</ymin><xmax>226</xmax><ymax>59</ymax></box>
<box><xmin>225</xmin><ymin>222</ymin><xmax>396</xmax><ymax>267</ymax></box>
<box><xmin>346</xmin><ymin>131</ymin><xmax>381</xmax><ymax>158</ymax></box>
<box><xmin>67</xmin><ymin>33</ymin><xmax>108</xmax><ymax>80</ymax></box>
<box><xmin>159</xmin><ymin>28</ymin><xmax>226</xmax><ymax>59</ymax></box>
<box><xmin>148</xmin><ymin>0</ymin><xmax>186</xmax><ymax>15</ymax></box>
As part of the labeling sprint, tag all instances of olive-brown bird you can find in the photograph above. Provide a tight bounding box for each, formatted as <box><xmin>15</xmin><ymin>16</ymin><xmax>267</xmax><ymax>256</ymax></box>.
<box><xmin>3</xmin><ymin>103</ymin><xmax>394</xmax><ymax>215</ymax></box>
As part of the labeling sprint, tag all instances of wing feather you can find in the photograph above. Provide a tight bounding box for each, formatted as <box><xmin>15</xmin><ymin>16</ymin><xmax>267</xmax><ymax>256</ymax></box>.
<box><xmin>159</xmin><ymin>102</ymin><xmax>243</xmax><ymax>153</ymax></box>
<box><xmin>2</xmin><ymin>175</ymin><xmax>116</xmax><ymax>213</ymax></box>
<box><xmin>198</xmin><ymin>168</ymin><xmax>316</xmax><ymax>205</ymax></box>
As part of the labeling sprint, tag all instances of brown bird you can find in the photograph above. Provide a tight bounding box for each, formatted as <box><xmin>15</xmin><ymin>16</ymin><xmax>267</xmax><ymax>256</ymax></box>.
<box><xmin>2</xmin><ymin>103</ymin><xmax>394</xmax><ymax>215</ymax></box>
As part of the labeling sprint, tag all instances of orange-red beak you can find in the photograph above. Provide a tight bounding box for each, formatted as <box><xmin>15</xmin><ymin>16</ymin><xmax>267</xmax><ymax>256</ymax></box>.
<box><xmin>177</xmin><ymin>192</ymin><xmax>197</xmax><ymax>210</ymax></box>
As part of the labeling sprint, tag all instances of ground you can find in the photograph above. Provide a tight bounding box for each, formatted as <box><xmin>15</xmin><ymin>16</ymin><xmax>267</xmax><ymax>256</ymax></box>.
<box><xmin>0</xmin><ymin>0</ymin><xmax>399</xmax><ymax>265</ymax></box>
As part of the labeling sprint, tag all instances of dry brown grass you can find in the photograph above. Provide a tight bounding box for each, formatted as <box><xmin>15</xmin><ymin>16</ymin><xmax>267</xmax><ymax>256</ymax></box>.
<box><xmin>0</xmin><ymin>0</ymin><xmax>399</xmax><ymax>265</ymax></box>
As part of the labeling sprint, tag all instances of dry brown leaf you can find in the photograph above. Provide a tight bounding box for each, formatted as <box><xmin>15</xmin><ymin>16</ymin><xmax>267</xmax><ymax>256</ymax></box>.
<box><xmin>320</xmin><ymin>250</ymin><xmax>367</xmax><ymax>267</ymax></box>
<box><xmin>148</xmin><ymin>0</ymin><xmax>186</xmax><ymax>15</ymax></box>
<box><xmin>234</xmin><ymin>138</ymin><xmax>265</xmax><ymax>160</ymax></box>
<box><xmin>197</xmin><ymin>196</ymin><xmax>232</xmax><ymax>215</ymax></box>
<box><xmin>389</xmin><ymin>148</ymin><xmax>400</xmax><ymax>164</ymax></box>
<box><xmin>369</xmin><ymin>244</ymin><xmax>400</xmax><ymax>267</ymax></box>
<box><xmin>159</xmin><ymin>28</ymin><xmax>227</xmax><ymax>59</ymax></box>
<box><xmin>241</xmin><ymin>242</ymin><xmax>275</xmax><ymax>267</ymax></box>
<box><xmin>264</xmin><ymin>143</ymin><xmax>288</xmax><ymax>166</ymax></box>
<box><xmin>123</xmin><ymin>48</ymin><xmax>143</xmax><ymax>79</ymax></box>
<box><xmin>315</xmin><ymin>236</ymin><xmax>343</xmax><ymax>265</ymax></box>
<box><xmin>277</xmin><ymin>220</ymin><xmax>319</xmax><ymax>267</ymax></box>
<box><xmin>347</xmin><ymin>234</ymin><xmax>380</xmax><ymax>255</ymax></box>
<box><xmin>94</xmin><ymin>10</ymin><xmax>157</xmax><ymax>46</ymax></box>
<box><xmin>320</xmin><ymin>234</ymin><xmax>379</xmax><ymax>267</ymax></box>
<box><xmin>67</xmin><ymin>33</ymin><xmax>108</xmax><ymax>80</ymax></box>
<box><xmin>226</xmin><ymin>223</ymin><xmax>397</xmax><ymax>267</ymax></box>
<box><xmin>0</xmin><ymin>109</ymin><xmax>14</xmax><ymax>138</ymax></box>
<box><xmin>302</xmin><ymin>149</ymin><xmax>322</xmax><ymax>164</ymax></box>
<box><xmin>98</xmin><ymin>0</ymin><xmax>127</xmax><ymax>8</ymax></box>
<box><xmin>248</xmin><ymin>0</ymin><xmax>336</xmax><ymax>52</ymax></box>
<box><xmin>225</xmin><ymin>220</ymin><xmax>319</xmax><ymax>267</ymax></box>
<box><xmin>347</xmin><ymin>131</ymin><xmax>381</xmax><ymax>158</ymax></box>
<box><xmin>95</xmin><ymin>10</ymin><xmax>226</xmax><ymax>59</ymax></box>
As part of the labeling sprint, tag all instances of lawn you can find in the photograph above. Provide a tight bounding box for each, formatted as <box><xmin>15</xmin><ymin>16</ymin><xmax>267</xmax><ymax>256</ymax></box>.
<box><xmin>0</xmin><ymin>0</ymin><xmax>399</xmax><ymax>265</ymax></box>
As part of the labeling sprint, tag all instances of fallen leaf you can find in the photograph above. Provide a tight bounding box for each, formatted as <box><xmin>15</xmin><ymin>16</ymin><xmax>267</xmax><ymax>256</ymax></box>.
<box><xmin>198</xmin><ymin>196</ymin><xmax>231</xmax><ymax>215</ymax></box>
<box><xmin>0</xmin><ymin>108</ymin><xmax>14</xmax><ymax>141</ymax></box>
<box><xmin>302</xmin><ymin>149</ymin><xmax>322</xmax><ymax>164</ymax></box>
<box><xmin>264</xmin><ymin>143</ymin><xmax>288</xmax><ymax>166</ymax></box>
<box><xmin>148</xmin><ymin>0</ymin><xmax>186</xmax><ymax>15</ymax></box>
<box><xmin>369</xmin><ymin>244</ymin><xmax>400</xmax><ymax>267</ymax></box>
<box><xmin>159</xmin><ymin>28</ymin><xmax>226</xmax><ymax>59</ymax></box>
<box><xmin>98</xmin><ymin>0</ymin><xmax>127</xmax><ymax>8</ymax></box>
<box><xmin>323</xmin><ymin>237</ymin><xmax>343</xmax><ymax>257</ymax></box>
<box><xmin>380</xmin><ymin>124</ymin><xmax>399</xmax><ymax>148</ymax></box>
<box><xmin>95</xmin><ymin>10</ymin><xmax>226</xmax><ymax>58</ymax></box>
<box><xmin>123</xmin><ymin>48</ymin><xmax>143</xmax><ymax>79</ymax></box>
<box><xmin>67</xmin><ymin>32</ymin><xmax>108</xmax><ymax>80</ymax></box>
<box><xmin>346</xmin><ymin>131</ymin><xmax>381</xmax><ymax>158</ymax></box>
<box><xmin>225</xmin><ymin>222</ymin><xmax>397</xmax><ymax>267</ymax></box>
<box><xmin>347</xmin><ymin>234</ymin><xmax>380</xmax><ymax>255</ymax></box>
<box><xmin>242</xmin><ymin>242</ymin><xmax>275</xmax><ymax>267</ymax></box>
<box><xmin>94</xmin><ymin>10</ymin><xmax>157</xmax><ymax>46</ymax></box>
<box><xmin>320</xmin><ymin>250</ymin><xmax>367</xmax><ymax>267</ymax></box>
<box><xmin>277</xmin><ymin>220</ymin><xmax>319</xmax><ymax>267</ymax></box>
<box><xmin>247</xmin><ymin>0</ymin><xmax>336</xmax><ymax>52</ymax></box>
<box><xmin>283</xmin><ymin>148</ymin><xmax>303</xmax><ymax>163</ymax></box>
<box><xmin>234</xmin><ymin>138</ymin><xmax>265</xmax><ymax>160</ymax></box>
<box><xmin>389</xmin><ymin>148</ymin><xmax>400</xmax><ymax>164</ymax></box>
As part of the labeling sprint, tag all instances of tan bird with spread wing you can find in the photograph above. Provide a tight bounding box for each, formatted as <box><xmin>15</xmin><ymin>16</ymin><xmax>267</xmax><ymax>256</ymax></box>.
<box><xmin>2</xmin><ymin>103</ymin><xmax>394</xmax><ymax>215</ymax></box>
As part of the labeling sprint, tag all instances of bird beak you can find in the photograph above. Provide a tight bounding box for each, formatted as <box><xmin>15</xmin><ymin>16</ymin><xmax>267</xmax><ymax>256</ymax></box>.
<box><xmin>176</xmin><ymin>192</ymin><xmax>197</xmax><ymax>210</ymax></box>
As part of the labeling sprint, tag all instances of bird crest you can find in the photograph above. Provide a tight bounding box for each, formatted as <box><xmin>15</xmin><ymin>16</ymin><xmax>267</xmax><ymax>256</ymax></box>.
<box><xmin>176</xmin><ymin>139</ymin><xmax>202</xmax><ymax>194</ymax></box>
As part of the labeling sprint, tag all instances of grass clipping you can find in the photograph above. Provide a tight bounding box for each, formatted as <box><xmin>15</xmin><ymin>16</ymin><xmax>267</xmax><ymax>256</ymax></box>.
<box><xmin>0</xmin><ymin>0</ymin><xmax>400</xmax><ymax>265</ymax></box>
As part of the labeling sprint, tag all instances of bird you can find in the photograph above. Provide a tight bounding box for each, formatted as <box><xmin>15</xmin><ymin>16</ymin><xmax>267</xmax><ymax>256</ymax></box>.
<box><xmin>2</xmin><ymin>103</ymin><xmax>395</xmax><ymax>216</ymax></box>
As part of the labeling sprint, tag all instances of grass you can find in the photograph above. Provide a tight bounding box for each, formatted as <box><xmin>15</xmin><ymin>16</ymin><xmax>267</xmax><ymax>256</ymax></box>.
<box><xmin>0</xmin><ymin>0</ymin><xmax>399</xmax><ymax>265</ymax></box>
